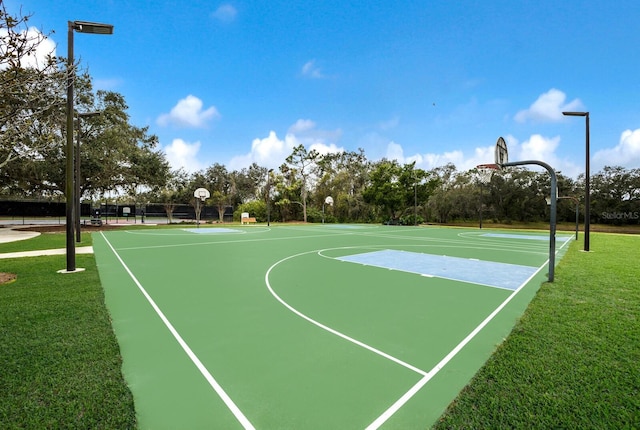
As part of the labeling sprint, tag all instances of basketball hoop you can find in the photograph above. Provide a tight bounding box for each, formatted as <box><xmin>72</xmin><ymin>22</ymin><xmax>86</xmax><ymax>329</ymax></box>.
<box><xmin>193</xmin><ymin>188</ymin><xmax>210</xmax><ymax>227</ymax></box>
<box><xmin>495</xmin><ymin>136</ymin><xmax>508</xmax><ymax>165</ymax></box>
<box><xmin>476</xmin><ymin>163</ymin><xmax>500</xmax><ymax>184</ymax></box>
<box><xmin>193</xmin><ymin>187</ymin><xmax>210</xmax><ymax>202</ymax></box>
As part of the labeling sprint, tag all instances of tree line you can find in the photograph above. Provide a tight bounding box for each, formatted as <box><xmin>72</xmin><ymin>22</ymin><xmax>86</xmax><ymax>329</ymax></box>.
<box><xmin>2</xmin><ymin>5</ymin><xmax>638</xmax><ymax>225</ymax></box>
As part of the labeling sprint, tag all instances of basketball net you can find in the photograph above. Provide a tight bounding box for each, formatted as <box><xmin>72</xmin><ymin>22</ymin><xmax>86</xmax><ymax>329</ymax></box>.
<box><xmin>476</xmin><ymin>163</ymin><xmax>499</xmax><ymax>184</ymax></box>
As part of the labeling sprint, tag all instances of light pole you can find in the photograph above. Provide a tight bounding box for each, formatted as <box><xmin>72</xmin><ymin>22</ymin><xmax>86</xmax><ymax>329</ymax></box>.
<box><xmin>75</xmin><ymin>111</ymin><xmax>101</xmax><ymax>242</ymax></box>
<box><xmin>414</xmin><ymin>171</ymin><xmax>418</xmax><ymax>226</ymax></box>
<box><xmin>562</xmin><ymin>111</ymin><xmax>590</xmax><ymax>251</ymax></box>
<box><xmin>503</xmin><ymin>159</ymin><xmax>558</xmax><ymax>282</ymax></box>
<box><xmin>64</xmin><ymin>20</ymin><xmax>113</xmax><ymax>273</ymax></box>
<box><xmin>266</xmin><ymin>169</ymin><xmax>273</xmax><ymax>226</ymax></box>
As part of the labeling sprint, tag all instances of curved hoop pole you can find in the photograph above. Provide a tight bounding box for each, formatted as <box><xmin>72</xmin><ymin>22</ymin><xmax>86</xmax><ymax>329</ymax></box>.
<box><xmin>501</xmin><ymin>160</ymin><xmax>557</xmax><ymax>282</ymax></box>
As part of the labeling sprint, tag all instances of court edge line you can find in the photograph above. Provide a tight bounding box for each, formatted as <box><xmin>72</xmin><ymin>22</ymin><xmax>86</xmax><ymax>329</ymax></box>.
<box><xmin>265</xmin><ymin>250</ymin><xmax>429</xmax><ymax>377</ymax></box>
<box><xmin>99</xmin><ymin>232</ymin><xmax>256</xmax><ymax>430</ymax></box>
<box><xmin>365</xmin><ymin>235</ymin><xmax>573</xmax><ymax>429</ymax></box>
<box><xmin>116</xmin><ymin>231</ymin><xmax>353</xmax><ymax>252</ymax></box>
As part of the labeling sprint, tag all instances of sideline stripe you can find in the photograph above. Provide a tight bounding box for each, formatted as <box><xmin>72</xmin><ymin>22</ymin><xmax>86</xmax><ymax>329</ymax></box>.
<box><xmin>482</xmin><ymin>233</ymin><xmax>572</xmax><ymax>242</ymax></box>
<box><xmin>365</xmin><ymin>234</ymin><xmax>573</xmax><ymax>429</ymax></box>
<box><xmin>99</xmin><ymin>232</ymin><xmax>256</xmax><ymax>430</ymax></box>
<box><xmin>183</xmin><ymin>228</ymin><xmax>243</xmax><ymax>234</ymax></box>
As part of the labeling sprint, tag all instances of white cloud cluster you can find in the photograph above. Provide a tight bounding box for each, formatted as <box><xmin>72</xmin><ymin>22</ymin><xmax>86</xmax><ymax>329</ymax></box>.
<box><xmin>594</xmin><ymin>128</ymin><xmax>640</xmax><ymax>168</ymax></box>
<box><xmin>162</xmin><ymin>88</ymin><xmax>636</xmax><ymax>178</ymax></box>
<box><xmin>520</xmin><ymin>134</ymin><xmax>561</xmax><ymax>161</ymax></box>
<box><xmin>157</xmin><ymin>95</ymin><xmax>220</xmax><ymax>128</ymax></box>
<box><xmin>227</xmin><ymin>131</ymin><xmax>296</xmax><ymax>170</ymax></box>
<box><xmin>0</xmin><ymin>27</ymin><xmax>56</xmax><ymax>70</ymax></box>
<box><xmin>384</xmin><ymin>132</ymin><xmax>584</xmax><ymax>178</ymax></box>
<box><xmin>301</xmin><ymin>60</ymin><xmax>325</xmax><ymax>79</ymax></box>
<box><xmin>288</xmin><ymin>119</ymin><xmax>316</xmax><ymax>134</ymax></box>
<box><xmin>164</xmin><ymin>138</ymin><xmax>204</xmax><ymax>172</ymax></box>
<box><xmin>385</xmin><ymin>141</ymin><xmax>465</xmax><ymax>170</ymax></box>
<box><xmin>228</xmin><ymin>120</ymin><xmax>343</xmax><ymax>170</ymax></box>
<box><xmin>211</xmin><ymin>4</ymin><xmax>238</xmax><ymax>22</ymax></box>
<box><xmin>514</xmin><ymin>88</ymin><xmax>583</xmax><ymax>123</ymax></box>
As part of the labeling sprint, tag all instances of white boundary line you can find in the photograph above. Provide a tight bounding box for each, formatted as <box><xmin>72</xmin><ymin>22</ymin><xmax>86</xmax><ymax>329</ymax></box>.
<box><xmin>265</xmin><ymin>249</ymin><xmax>429</xmax><ymax>377</ymax></box>
<box><xmin>266</xmin><ymin>237</ymin><xmax>572</xmax><ymax>429</ymax></box>
<box><xmin>99</xmin><ymin>232</ymin><xmax>256</xmax><ymax>430</ymax></box>
<box><xmin>365</xmin><ymin>234</ymin><xmax>573</xmax><ymax>428</ymax></box>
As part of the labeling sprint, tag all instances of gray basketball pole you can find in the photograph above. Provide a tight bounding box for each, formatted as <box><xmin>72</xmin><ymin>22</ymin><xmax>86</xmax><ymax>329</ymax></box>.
<box><xmin>501</xmin><ymin>160</ymin><xmax>557</xmax><ymax>282</ymax></box>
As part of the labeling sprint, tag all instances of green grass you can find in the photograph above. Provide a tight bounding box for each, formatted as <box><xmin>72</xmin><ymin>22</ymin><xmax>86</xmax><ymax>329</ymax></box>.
<box><xmin>433</xmin><ymin>233</ymin><xmax>640</xmax><ymax>429</ymax></box>
<box><xmin>0</xmin><ymin>231</ymin><xmax>91</xmax><ymax>253</ymax></box>
<box><xmin>0</xmin><ymin>252</ymin><xmax>136</xmax><ymax>428</ymax></box>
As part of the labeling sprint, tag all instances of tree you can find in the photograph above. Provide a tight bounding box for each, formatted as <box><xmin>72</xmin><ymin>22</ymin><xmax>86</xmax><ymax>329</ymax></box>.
<box><xmin>79</xmin><ymin>90</ymin><xmax>169</xmax><ymax>201</ymax></box>
<box><xmin>204</xmin><ymin>163</ymin><xmax>231</xmax><ymax>222</ymax></box>
<box><xmin>362</xmin><ymin>159</ymin><xmax>405</xmax><ymax>222</ymax></box>
<box><xmin>284</xmin><ymin>144</ymin><xmax>319</xmax><ymax>222</ymax></box>
<box><xmin>0</xmin><ymin>3</ymin><xmax>62</xmax><ymax>171</ymax></box>
<box><xmin>314</xmin><ymin>149</ymin><xmax>372</xmax><ymax>222</ymax></box>
<box><xmin>157</xmin><ymin>168</ymin><xmax>189</xmax><ymax>223</ymax></box>
<box><xmin>591</xmin><ymin>166</ymin><xmax>640</xmax><ymax>224</ymax></box>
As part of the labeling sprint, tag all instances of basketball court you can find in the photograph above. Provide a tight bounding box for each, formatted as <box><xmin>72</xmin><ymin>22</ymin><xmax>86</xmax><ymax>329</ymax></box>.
<box><xmin>93</xmin><ymin>224</ymin><xmax>572</xmax><ymax>429</ymax></box>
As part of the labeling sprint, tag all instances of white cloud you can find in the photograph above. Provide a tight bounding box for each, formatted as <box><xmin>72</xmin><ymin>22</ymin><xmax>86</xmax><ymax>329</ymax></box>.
<box><xmin>212</xmin><ymin>4</ymin><xmax>237</xmax><ymax>22</ymax></box>
<box><xmin>385</xmin><ymin>141</ymin><xmax>465</xmax><ymax>170</ymax></box>
<box><xmin>288</xmin><ymin>119</ymin><xmax>316</xmax><ymax>134</ymax></box>
<box><xmin>499</xmin><ymin>134</ymin><xmax>581</xmax><ymax>177</ymax></box>
<box><xmin>228</xmin><ymin>131</ymin><xmax>297</xmax><ymax>170</ymax></box>
<box><xmin>520</xmin><ymin>134</ymin><xmax>561</xmax><ymax>161</ymax></box>
<box><xmin>385</xmin><ymin>141</ymin><xmax>405</xmax><ymax>161</ymax></box>
<box><xmin>0</xmin><ymin>27</ymin><xmax>56</xmax><ymax>70</ymax></box>
<box><xmin>594</xmin><ymin>128</ymin><xmax>640</xmax><ymax>168</ymax></box>
<box><xmin>514</xmin><ymin>89</ymin><xmax>583</xmax><ymax>123</ymax></box>
<box><xmin>157</xmin><ymin>95</ymin><xmax>220</xmax><ymax>128</ymax></box>
<box><xmin>310</xmin><ymin>142</ymin><xmax>343</xmax><ymax>156</ymax></box>
<box><xmin>382</xmin><ymin>133</ymin><xmax>582</xmax><ymax>177</ymax></box>
<box><xmin>228</xmin><ymin>120</ymin><xmax>343</xmax><ymax>170</ymax></box>
<box><xmin>301</xmin><ymin>60</ymin><xmax>325</xmax><ymax>79</ymax></box>
<box><xmin>164</xmin><ymin>138</ymin><xmax>203</xmax><ymax>172</ymax></box>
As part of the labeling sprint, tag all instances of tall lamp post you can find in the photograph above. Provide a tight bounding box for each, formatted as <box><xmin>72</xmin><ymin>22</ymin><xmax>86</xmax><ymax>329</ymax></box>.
<box><xmin>562</xmin><ymin>111</ymin><xmax>590</xmax><ymax>251</ymax></box>
<box><xmin>63</xmin><ymin>20</ymin><xmax>113</xmax><ymax>273</ymax></box>
<box><xmin>414</xmin><ymin>171</ymin><xmax>418</xmax><ymax>226</ymax></box>
<box><xmin>266</xmin><ymin>169</ymin><xmax>273</xmax><ymax>226</ymax></box>
<box><xmin>75</xmin><ymin>111</ymin><xmax>101</xmax><ymax>242</ymax></box>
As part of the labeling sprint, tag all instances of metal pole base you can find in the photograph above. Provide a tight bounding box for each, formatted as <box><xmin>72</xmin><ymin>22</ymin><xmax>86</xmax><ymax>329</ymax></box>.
<box><xmin>57</xmin><ymin>267</ymin><xmax>86</xmax><ymax>274</ymax></box>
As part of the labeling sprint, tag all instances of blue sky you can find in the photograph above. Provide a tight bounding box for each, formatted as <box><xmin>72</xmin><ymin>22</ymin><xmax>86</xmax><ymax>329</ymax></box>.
<box><xmin>7</xmin><ymin>0</ymin><xmax>640</xmax><ymax>177</ymax></box>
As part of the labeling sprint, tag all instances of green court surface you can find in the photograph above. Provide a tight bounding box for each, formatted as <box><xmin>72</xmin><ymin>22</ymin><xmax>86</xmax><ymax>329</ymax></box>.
<box><xmin>93</xmin><ymin>224</ymin><xmax>572</xmax><ymax>429</ymax></box>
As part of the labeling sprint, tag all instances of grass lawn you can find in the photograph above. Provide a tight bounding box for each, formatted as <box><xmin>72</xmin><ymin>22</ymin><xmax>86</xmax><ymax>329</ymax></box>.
<box><xmin>433</xmin><ymin>233</ymin><xmax>640</xmax><ymax>429</ymax></box>
<box><xmin>0</xmin><ymin>237</ymin><xmax>136</xmax><ymax>429</ymax></box>
<box><xmin>1</xmin><ymin>226</ymin><xmax>638</xmax><ymax>428</ymax></box>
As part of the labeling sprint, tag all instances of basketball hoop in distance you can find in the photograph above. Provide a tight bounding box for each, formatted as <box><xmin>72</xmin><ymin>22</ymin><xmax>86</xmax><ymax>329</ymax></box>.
<box><xmin>475</xmin><ymin>164</ymin><xmax>499</xmax><ymax>230</ymax></box>
<box><xmin>194</xmin><ymin>187</ymin><xmax>210</xmax><ymax>201</ymax></box>
<box><xmin>322</xmin><ymin>196</ymin><xmax>334</xmax><ymax>224</ymax></box>
<box><xmin>193</xmin><ymin>187</ymin><xmax>210</xmax><ymax>227</ymax></box>
<box><xmin>495</xmin><ymin>136</ymin><xmax>508</xmax><ymax>166</ymax></box>
<box><xmin>476</xmin><ymin>163</ymin><xmax>500</xmax><ymax>184</ymax></box>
